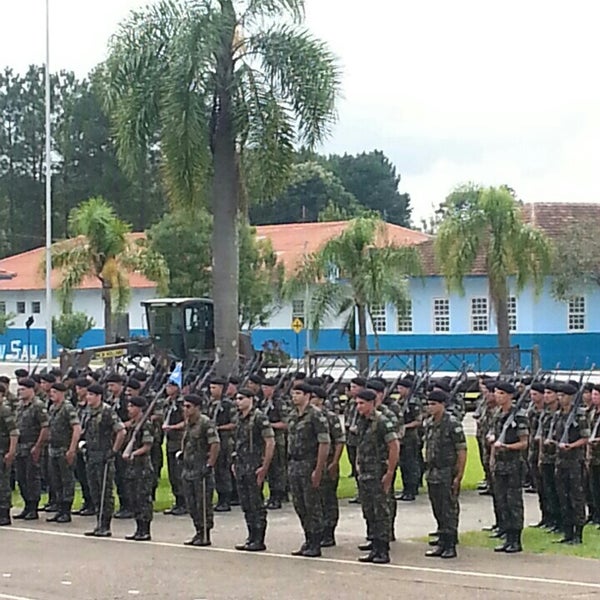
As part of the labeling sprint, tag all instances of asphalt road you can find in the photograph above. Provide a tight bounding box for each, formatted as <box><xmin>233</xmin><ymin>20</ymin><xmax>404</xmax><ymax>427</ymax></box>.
<box><xmin>2</xmin><ymin>494</ymin><xmax>600</xmax><ymax>600</ymax></box>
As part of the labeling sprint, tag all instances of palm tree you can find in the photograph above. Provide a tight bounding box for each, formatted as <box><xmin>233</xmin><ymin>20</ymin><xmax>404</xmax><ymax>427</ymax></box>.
<box><xmin>49</xmin><ymin>197</ymin><xmax>168</xmax><ymax>343</ymax></box>
<box><xmin>435</xmin><ymin>184</ymin><xmax>551</xmax><ymax>372</ymax></box>
<box><xmin>102</xmin><ymin>0</ymin><xmax>340</xmax><ymax>371</ymax></box>
<box><xmin>288</xmin><ymin>217</ymin><xmax>422</xmax><ymax>373</ymax></box>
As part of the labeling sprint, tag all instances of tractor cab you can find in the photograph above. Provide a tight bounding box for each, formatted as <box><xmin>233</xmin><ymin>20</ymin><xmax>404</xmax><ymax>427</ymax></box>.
<box><xmin>142</xmin><ymin>297</ymin><xmax>215</xmax><ymax>363</ymax></box>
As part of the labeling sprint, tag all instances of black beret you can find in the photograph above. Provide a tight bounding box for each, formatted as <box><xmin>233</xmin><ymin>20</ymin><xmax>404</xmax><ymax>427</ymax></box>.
<box><xmin>248</xmin><ymin>374</ymin><xmax>263</xmax><ymax>385</ymax></box>
<box><xmin>312</xmin><ymin>387</ymin><xmax>327</xmax><ymax>399</ymax></box>
<box><xmin>293</xmin><ymin>372</ymin><xmax>306</xmax><ymax>380</ymax></box>
<box><xmin>128</xmin><ymin>396</ymin><xmax>147</xmax><ymax>408</ymax></box>
<box><xmin>593</xmin><ymin>384</ymin><xmax>600</xmax><ymax>393</ymax></box>
<box><xmin>484</xmin><ymin>379</ymin><xmax>497</xmax><ymax>392</ymax></box>
<box><xmin>210</xmin><ymin>377</ymin><xmax>227</xmax><ymax>386</ymax></box>
<box><xmin>0</xmin><ymin>375</ymin><xmax>9</xmax><ymax>384</ymax></box>
<box><xmin>357</xmin><ymin>389</ymin><xmax>376</xmax><ymax>402</ymax></box>
<box><xmin>324</xmin><ymin>374</ymin><xmax>334</xmax><ymax>384</ymax></box>
<box><xmin>31</xmin><ymin>374</ymin><xmax>41</xmax><ymax>383</ymax></box>
<box><xmin>293</xmin><ymin>382</ymin><xmax>313</xmax><ymax>394</ymax></box>
<box><xmin>521</xmin><ymin>376</ymin><xmax>532</xmax><ymax>386</ymax></box>
<box><xmin>366</xmin><ymin>379</ymin><xmax>385</xmax><ymax>393</ymax></box>
<box><xmin>90</xmin><ymin>371</ymin><xmax>102</xmax><ymax>382</ymax></box>
<box><xmin>51</xmin><ymin>382</ymin><xmax>67</xmax><ymax>392</ymax></box>
<box><xmin>261</xmin><ymin>377</ymin><xmax>277</xmax><ymax>387</ymax></box>
<box><xmin>584</xmin><ymin>382</ymin><xmax>594</xmax><ymax>392</ymax></box>
<box><xmin>166</xmin><ymin>378</ymin><xmax>180</xmax><ymax>387</ymax></box>
<box><xmin>132</xmin><ymin>371</ymin><xmax>148</xmax><ymax>382</ymax></box>
<box><xmin>15</xmin><ymin>369</ymin><xmax>29</xmax><ymax>378</ymax></box>
<box><xmin>559</xmin><ymin>383</ymin><xmax>578</xmax><ymax>396</ymax></box>
<box><xmin>229</xmin><ymin>376</ymin><xmax>241</xmax><ymax>385</ymax></box>
<box><xmin>428</xmin><ymin>390</ymin><xmax>448</xmax><ymax>404</ymax></box>
<box><xmin>0</xmin><ymin>383</ymin><xmax>6</xmax><ymax>394</ymax></box>
<box><xmin>18</xmin><ymin>378</ymin><xmax>36</xmax><ymax>389</ymax></box>
<box><xmin>236</xmin><ymin>387</ymin><xmax>255</xmax><ymax>399</ymax></box>
<box><xmin>397</xmin><ymin>378</ymin><xmax>413</xmax><ymax>389</ymax></box>
<box><xmin>105</xmin><ymin>373</ymin><xmax>123</xmax><ymax>384</ymax></box>
<box><xmin>351</xmin><ymin>377</ymin><xmax>366</xmax><ymax>387</ymax></box>
<box><xmin>433</xmin><ymin>379</ymin><xmax>451</xmax><ymax>393</ymax></box>
<box><xmin>126</xmin><ymin>378</ymin><xmax>141</xmax><ymax>390</ymax></box>
<box><xmin>87</xmin><ymin>384</ymin><xmax>104</xmax><ymax>396</ymax></box>
<box><xmin>75</xmin><ymin>378</ymin><xmax>90</xmax><ymax>388</ymax></box>
<box><xmin>66</xmin><ymin>369</ymin><xmax>79</xmax><ymax>380</ymax></box>
<box><xmin>568</xmin><ymin>379</ymin><xmax>579</xmax><ymax>388</ymax></box>
<box><xmin>495</xmin><ymin>381</ymin><xmax>516</xmax><ymax>395</ymax></box>
<box><xmin>544</xmin><ymin>382</ymin><xmax>558</xmax><ymax>392</ymax></box>
<box><xmin>183</xmin><ymin>394</ymin><xmax>203</xmax><ymax>406</ymax></box>
<box><xmin>306</xmin><ymin>377</ymin><xmax>324</xmax><ymax>387</ymax></box>
<box><xmin>50</xmin><ymin>367</ymin><xmax>63</xmax><ymax>377</ymax></box>
<box><xmin>41</xmin><ymin>373</ymin><xmax>56</xmax><ymax>383</ymax></box>
<box><xmin>530</xmin><ymin>382</ymin><xmax>545</xmax><ymax>394</ymax></box>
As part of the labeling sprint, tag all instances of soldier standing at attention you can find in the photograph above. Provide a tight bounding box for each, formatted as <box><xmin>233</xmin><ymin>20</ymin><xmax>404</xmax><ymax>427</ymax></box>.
<box><xmin>424</xmin><ymin>390</ymin><xmax>467</xmax><ymax>559</ymax></box>
<box><xmin>206</xmin><ymin>377</ymin><xmax>236</xmax><ymax>512</ymax></box>
<box><xmin>355</xmin><ymin>389</ymin><xmax>399</xmax><ymax>564</ymax></box>
<box><xmin>261</xmin><ymin>376</ymin><xmax>289</xmax><ymax>510</ymax></box>
<box><xmin>310</xmin><ymin>386</ymin><xmax>345</xmax><ymax>548</ymax></box>
<box><xmin>72</xmin><ymin>378</ymin><xmax>95</xmax><ymax>516</ymax></box>
<box><xmin>233</xmin><ymin>387</ymin><xmax>274</xmax><ymax>552</ymax></box>
<box><xmin>162</xmin><ymin>379</ymin><xmax>187</xmax><ymax>515</ymax></box>
<box><xmin>14</xmin><ymin>378</ymin><xmax>49</xmax><ymax>520</ymax></box>
<box><xmin>181</xmin><ymin>394</ymin><xmax>220</xmax><ymax>547</ymax></box>
<box><xmin>122</xmin><ymin>396</ymin><xmax>154</xmax><ymax>542</ymax></box>
<box><xmin>288</xmin><ymin>382</ymin><xmax>330</xmax><ymax>558</ymax></box>
<box><xmin>587</xmin><ymin>385</ymin><xmax>600</xmax><ymax>527</ymax></box>
<box><xmin>345</xmin><ymin>377</ymin><xmax>366</xmax><ymax>504</ymax></box>
<box><xmin>46</xmin><ymin>382</ymin><xmax>81</xmax><ymax>523</ymax></box>
<box><xmin>0</xmin><ymin>390</ymin><xmax>18</xmax><ymax>526</ymax></box>
<box><xmin>540</xmin><ymin>383</ymin><xmax>562</xmax><ymax>533</ymax></box>
<box><xmin>551</xmin><ymin>382</ymin><xmax>589</xmax><ymax>544</ymax></box>
<box><xmin>527</xmin><ymin>382</ymin><xmax>546</xmax><ymax>527</ymax></box>
<box><xmin>397</xmin><ymin>378</ymin><xmax>422</xmax><ymax>502</ymax></box>
<box><xmin>83</xmin><ymin>384</ymin><xmax>126</xmax><ymax>538</ymax></box>
<box><xmin>491</xmin><ymin>382</ymin><xmax>528</xmax><ymax>554</ymax></box>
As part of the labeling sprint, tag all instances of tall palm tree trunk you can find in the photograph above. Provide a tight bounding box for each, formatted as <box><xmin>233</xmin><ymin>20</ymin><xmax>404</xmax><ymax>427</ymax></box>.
<box><xmin>102</xmin><ymin>281</ymin><xmax>114</xmax><ymax>344</ymax></box>
<box><xmin>357</xmin><ymin>303</ymin><xmax>369</xmax><ymax>374</ymax></box>
<box><xmin>491</xmin><ymin>277</ymin><xmax>511</xmax><ymax>373</ymax></box>
<box><xmin>211</xmin><ymin>3</ymin><xmax>239</xmax><ymax>374</ymax></box>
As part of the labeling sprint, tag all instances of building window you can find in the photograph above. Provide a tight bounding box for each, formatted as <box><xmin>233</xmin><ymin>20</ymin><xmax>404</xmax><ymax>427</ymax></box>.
<box><xmin>16</xmin><ymin>301</ymin><xmax>25</xmax><ymax>314</ymax></box>
<box><xmin>31</xmin><ymin>301</ymin><xmax>41</xmax><ymax>314</ymax></box>
<box><xmin>433</xmin><ymin>298</ymin><xmax>450</xmax><ymax>332</ymax></box>
<box><xmin>568</xmin><ymin>296</ymin><xmax>585</xmax><ymax>331</ymax></box>
<box><xmin>0</xmin><ymin>301</ymin><xmax>5</xmax><ymax>315</ymax></box>
<box><xmin>291</xmin><ymin>300</ymin><xmax>305</xmax><ymax>320</ymax></box>
<box><xmin>471</xmin><ymin>297</ymin><xmax>488</xmax><ymax>332</ymax></box>
<box><xmin>370</xmin><ymin>303</ymin><xmax>387</xmax><ymax>333</ymax></box>
<box><xmin>397</xmin><ymin>300</ymin><xmax>413</xmax><ymax>333</ymax></box>
<box><xmin>507</xmin><ymin>296</ymin><xmax>517</xmax><ymax>332</ymax></box>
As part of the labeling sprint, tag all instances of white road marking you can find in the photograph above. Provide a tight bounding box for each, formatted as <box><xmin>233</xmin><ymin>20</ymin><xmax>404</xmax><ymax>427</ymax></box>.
<box><xmin>6</xmin><ymin>526</ymin><xmax>600</xmax><ymax>591</ymax></box>
<box><xmin>0</xmin><ymin>594</ymin><xmax>41</xmax><ymax>600</ymax></box>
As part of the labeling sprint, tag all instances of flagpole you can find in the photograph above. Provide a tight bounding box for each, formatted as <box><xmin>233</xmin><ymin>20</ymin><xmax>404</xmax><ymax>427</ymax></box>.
<box><xmin>45</xmin><ymin>0</ymin><xmax>53</xmax><ymax>368</ymax></box>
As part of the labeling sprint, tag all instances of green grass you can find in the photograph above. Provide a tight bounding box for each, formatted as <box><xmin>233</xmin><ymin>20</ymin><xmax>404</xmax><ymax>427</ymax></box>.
<box><xmin>11</xmin><ymin>435</ymin><xmax>486</xmax><ymax>509</ymax></box>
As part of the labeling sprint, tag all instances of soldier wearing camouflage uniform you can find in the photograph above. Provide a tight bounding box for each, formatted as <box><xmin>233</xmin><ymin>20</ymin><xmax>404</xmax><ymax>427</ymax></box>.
<box><xmin>83</xmin><ymin>384</ymin><xmax>126</xmax><ymax>538</ymax></box>
<box><xmin>551</xmin><ymin>382</ymin><xmax>589</xmax><ymax>544</ymax></box>
<box><xmin>526</xmin><ymin>382</ymin><xmax>546</xmax><ymax>526</ymax></box>
<box><xmin>310</xmin><ymin>386</ymin><xmax>345</xmax><ymax>547</ymax></box>
<box><xmin>288</xmin><ymin>382</ymin><xmax>330</xmax><ymax>558</ymax></box>
<box><xmin>355</xmin><ymin>389</ymin><xmax>399</xmax><ymax>565</ymax></box>
<box><xmin>490</xmin><ymin>381</ymin><xmax>529</xmax><ymax>554</ymax></box>
<box><xmin>424</xmin><ymin>390</ymin><xmax>467</xmax><ymax>559</ymax></box>
<box><xmin>72</xmin><ymin>378</ymin><xmax>95</xmax><ymax>516</ymax></box>
<box><xmin>587</xmin><ymin>385</ymin><xmax>600</xmax><ymax>525</ymax></box>
<box><xmin>344</xmin><ymin>377</ymin><xmax>365</xmax><ymax>503</ymax></box>
<box><xmin>397</xmin><ymin>378</ymin><xmax>422</xmax><ymax>502</ymax></box>
<box><xmin>46</xmin><ymin>382</ymin><xmax>81</xmax><ymax>523</ymax></box>
<box><xmin>233</xmin><ymin>388</ymin><xmax>274</xmax><ymax>552</ymax></box>
<box><xmin>0</xmin><ymin>391</ymin><xmax>18</xmax><ymax>526</ymax></box>
<box><xmin>14</xmin><ymin>378</ymin><xmax>49</xmax><ymax>520</ymax></box>
<box><xmin>181</xmin><ymin>394</ymin><xmax>220</xmax><ymax>547</ymax></box>
<box><xmin>122</xmin><ymin>396</ymin><xmax>155</xmax><ymax>542</ymax></box>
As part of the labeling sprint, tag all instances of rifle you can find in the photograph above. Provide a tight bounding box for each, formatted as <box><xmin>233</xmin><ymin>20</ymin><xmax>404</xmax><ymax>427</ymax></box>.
<box><xmin>558</xmin><ymin>364</ymin><xmax>594</xmax><ymax>445</ymax></box>
<box><xmin>326</xmin><ymin>364</ymin><xmax>351</xmax><ymax>397</ymax></box>
<box><xmin>240</xmin><ymin>353</ymin><xmax>264</xmax><ymax>387</ymax></box>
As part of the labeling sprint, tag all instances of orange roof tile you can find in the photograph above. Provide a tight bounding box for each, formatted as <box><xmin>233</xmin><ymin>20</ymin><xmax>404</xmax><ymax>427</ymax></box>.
<box><xmin>255</xmin><ymin>221</ymin><xmax>430</xmax><ymax>273</ymax></box>
<box><xmin>0</xmin><ymin>233</ymin><xmax>155</xmax><ymax>292</ymax></box>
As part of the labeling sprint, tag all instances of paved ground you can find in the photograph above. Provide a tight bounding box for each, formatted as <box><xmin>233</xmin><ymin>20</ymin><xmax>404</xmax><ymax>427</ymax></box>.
<box><xmin>2</xmin><ymin>492</ymin><xmax>600</xmax><ymax>600</ymax></box>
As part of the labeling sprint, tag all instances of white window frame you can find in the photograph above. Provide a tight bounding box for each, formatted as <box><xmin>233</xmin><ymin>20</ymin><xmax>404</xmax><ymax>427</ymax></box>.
<box><xmin>568</xmin><ymin>296</ymin><xmax>585</xmax><ymax>331</ymax></box>
<box><xmin>16</xmin><ymin>301</ymin><xmax>25</xmax><ymax>314</ymax></box>
<box><xmin>31</xmin><ymin>301</ymin><xmax>41</xmax><ymax>314</ymax></box>
<box><xmin>291</xmin><ymin>299</ymin><xmax>305</xmax><ymax>320</ymax></box>
<box><xmin>397</xmin><ymin>300</ymin><xmax>413</xmax><ymax>333</ymax></box>
<box><xmin>507</xmin><ymin>296</ymin><xmax>517</xmax><ymax>332</ymax></box>
<box><xmin>433</xmin><ymin>298</ymin><xmax>450</xmax><ymax>333</ymax></box>
<box><xmin>369</xmin><ymin>303</ymin><xmax>387</xmax><ymax>333</ymax></box>
<box><xmin>470</xmin><ymin>297</ymin><xmax>488</xmax><ymax>332</ymax></box>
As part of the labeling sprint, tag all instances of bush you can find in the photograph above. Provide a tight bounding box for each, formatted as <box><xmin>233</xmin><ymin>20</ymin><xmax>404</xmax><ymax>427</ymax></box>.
<box><xmin>52</xmin><ymin>312</ymin><xmax>95</xmax><ymax>349</ymax></box>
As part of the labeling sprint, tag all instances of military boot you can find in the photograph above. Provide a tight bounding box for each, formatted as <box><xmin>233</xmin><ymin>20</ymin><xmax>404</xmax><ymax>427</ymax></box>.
<box><xmin>13</xmin><ymin>505</ymin><xmax>29</xmax><ymax>520</ymax></box>
<box><xmin>190</xmin><ymin>530</ymin><xmax>211</xmax><ymax>546</ymax></box>
<box><xmin>425</xmin><ymin>533</ymin><xmax>446</xmax><ymax>557</ymax></box>
<box><xmin>291</xmin><ymin>534</ymin><xmax>309</xmax><ymax>556</ymax></box>
<box><xmin>320</xmin><ymin>526</ymin><xmax>336</xmax><ymax>548</ymax></box>
<box><xmin>246</xmin><ymin>526</ymin><xmax>267</xmax><ymax>552</ymax></box>
<box><xmin>372</xmin><ymin>540</ymin><xmax>391</xmax><ymax>564</ymax></box>
<box><xmin>302</xmin><ymin>533</ymin><xmax>322</xmax><ymax>557</ymax></box>
<box><xmin>358</xmin><ymin>540</ymin><xmax>377</xmax><ymax>563</ymax></box>
<box><xmin>569</xmin><ymin>525</ymin><xmax>583</xmax><ymax>545</ymax></box>
<box><xmin>494</xmin><ymin>531</ymin><xmax>511</xmax><ymax>552</ymax></box>
<box><xmin>135</xmin><ymin>521</ymin><xmax>152</xmax><ymax>541</ymax></box>
<box><xmin>46</xmin><ymin>510</ymin><xmax>62</xmax><ymax>522</ymax></box>
<box><xmin>556</xmin><ymin>525</ymin><xmax>574</xmax><ymax>544</ymax></box>
<box><xmin>55</xmin><ymin>503</ymin><xmax>72</xmax><ymax>523</ymax></box>
<box><xmin>0</xmin><ymin>508</ymin><xmax>11</xmax><ymax>526</ymax></box>
<box><xmin>23</xmin><ymin>505</ymin><xmax>39</xmax><ymax>520</ymax></box>
<box><xmin>504</xmin><ymin>530</ymin><xmax>522</xmax><ymax>553</ymax></box>
<box><xmin>214</xmin><ymin>493</ymin><xmax>231</xmax><ymax>513</ymax></box>
<box><xmin>440</xmin><ymin>535</ymin><xmax>458</xmax><ymax>559</ymax></box>
<box><xmin>358</xmin><ymin>539</ymin><xmax>373</xmax><ymax>551</ymax></box>
<box><xmin>94</xmin><ymin>518</ymin><xmax>112</xmax><ymax>537</ymax></box>
<box><xmin>235</xmin><ymin>524</ymin><xmax>253</xmax><ymax>550</ymax></box>
<box><xmin>126</xmin><ymin>520</ymin><xmax>142</xmax><ymax>540</ymax></box>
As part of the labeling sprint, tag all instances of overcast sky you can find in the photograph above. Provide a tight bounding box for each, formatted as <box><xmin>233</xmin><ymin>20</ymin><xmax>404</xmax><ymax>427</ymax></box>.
<box><xmin>1</xmin><ymin>0</ymin><xmax>598</xmax><ymax>223</ymax></box>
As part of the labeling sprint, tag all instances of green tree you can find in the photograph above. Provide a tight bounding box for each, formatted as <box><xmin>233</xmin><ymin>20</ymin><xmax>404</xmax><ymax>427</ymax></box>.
<box><xmin>103</xmin><ymin>0</ymin><xmax>340</xmax><ymax>371</ymax></box>
<box><xmin>435</xmin><ymin>184</ymin><xmax>551</xmax><ymax>371</ymax></box>
<box><xmin>0</xmin><ymin>312</ymin><xmax>15</xmax><ymax>335</ymax></box>
<box><xmin>288</xmin><ymin>216</ymin><xmax>421</xmax><ymax>372</ymax></box>
<box><xmin>52</xmin><ymin>312</ymin><xmax>95</xmax><ymax>349</ymax></box>
<box><xmin>325</xmin><ymin>150</ymin><xmax>412</xmax><ymax>226</ymax></box>
<box><xmin>49</xmin><ymin>197</ymin><xmax>168</xmax><ymax>343</ymax></box>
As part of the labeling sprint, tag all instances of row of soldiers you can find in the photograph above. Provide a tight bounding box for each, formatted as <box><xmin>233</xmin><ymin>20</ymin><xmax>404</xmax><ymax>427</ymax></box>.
<box><xmin>474</xmin><ymin>376</ymin><xmax>600</xmax><ymax>551</ymax></box>
<box><xmin>0</xmin><ymin>364</ymin><xmax>468</xmax><ymax>563</ymax></box>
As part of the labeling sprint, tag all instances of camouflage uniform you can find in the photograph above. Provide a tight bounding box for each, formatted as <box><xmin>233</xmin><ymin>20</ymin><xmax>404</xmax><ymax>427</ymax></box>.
<box><xmin>399</xmin><ymin>395</ymin><xmax>422</xmax><ymax>498</ymax></box>
<box><xmin>234</xmin><ymin>406</ymin><xmax>274</xmax><ymax>543</ymax></box>
<box><xmin>526</xmin><ymin>404</ymin><xmax>544</xmax><ymax>518</ymax></box>
<box><xmin>47</xmin><ymin>401</ymin><xmax>80</xmax><ymax>514</ymax></box>
<box><xmin>263</xmin><ymin>395</ymin><xmax>289</xmax><ymax>504</ymax></box>
<box><xmin>15</xmin><ymin>398</ymin><xmax>49</xmax><ymax>513</ymax></box>
<box><xmin>320</xmin><ymin>407</ymin><xmax>345</xmax><ymax>538</ymax></box>
<box><xmin>588</xmin><ymin>409</ymin><xmax>600</xmax><ymax>524</ymax></box>
<box><xmin>0</xmin><ymin>404</ymin><xmax>18</xmax><ymax>519</ymax></box>
<box><xmin>356</xmin><ymin>409</ymin><xmax>398</xmax><ymax>546</ymax></box>
<box><xmin>287</xmin><ymin>403</ymin><xmax>330</xmax><ymax>547</ymax></box>
<box><xmin>492</xmin><ymin>408</ymin><xmax>529</xmax><ymax>534</ymax></box>
<box><xmin>84</xmin><ymin>403</ymin><xmax>125</xmax><ymax>531</ymax></box>
<box><xmin>149</xmin><ymin>398</ymin><xmax>165</xmax><ymax>497</ymax></box>
<box><xmin>552</xmin><ymin>408</ymin><xmax>590</xmax><ymax>536</ymax></box>
<box><xmin>123</xmin><ymin>420</ymin><xmax>155</xmax><ymax>524</ymax></box>
<box><xmin>181</xmin><ymin>414</ymin><xmax>219</xmax><ymax>542</ymax></box>
<box><xmin>110</xmin><ymin>391</ymin><xmax>131</xmax><ymax>514</ymax></box>
<box><xmin>163</xmin><ymin>395</ymin><xmax>186</xmax><ymax>510</ymax></box>
<box><xmin>539</xmin><ymin>407</ymin><xmax>562</xmax><ymax>528</ymax></box>
<box><xmin>75</xmin><ymin>401</ymin><xmax>93</xmax><ymax>511</ymax></box>
<box><xmin>344</xmin><ymin>399</ymin><xmax>359</xmax><ymax>478</ymax></box>
<box><xmin>425</xmin><ymin>411</ymin><xmax>467</xmax><ymax>546</ymax></box>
